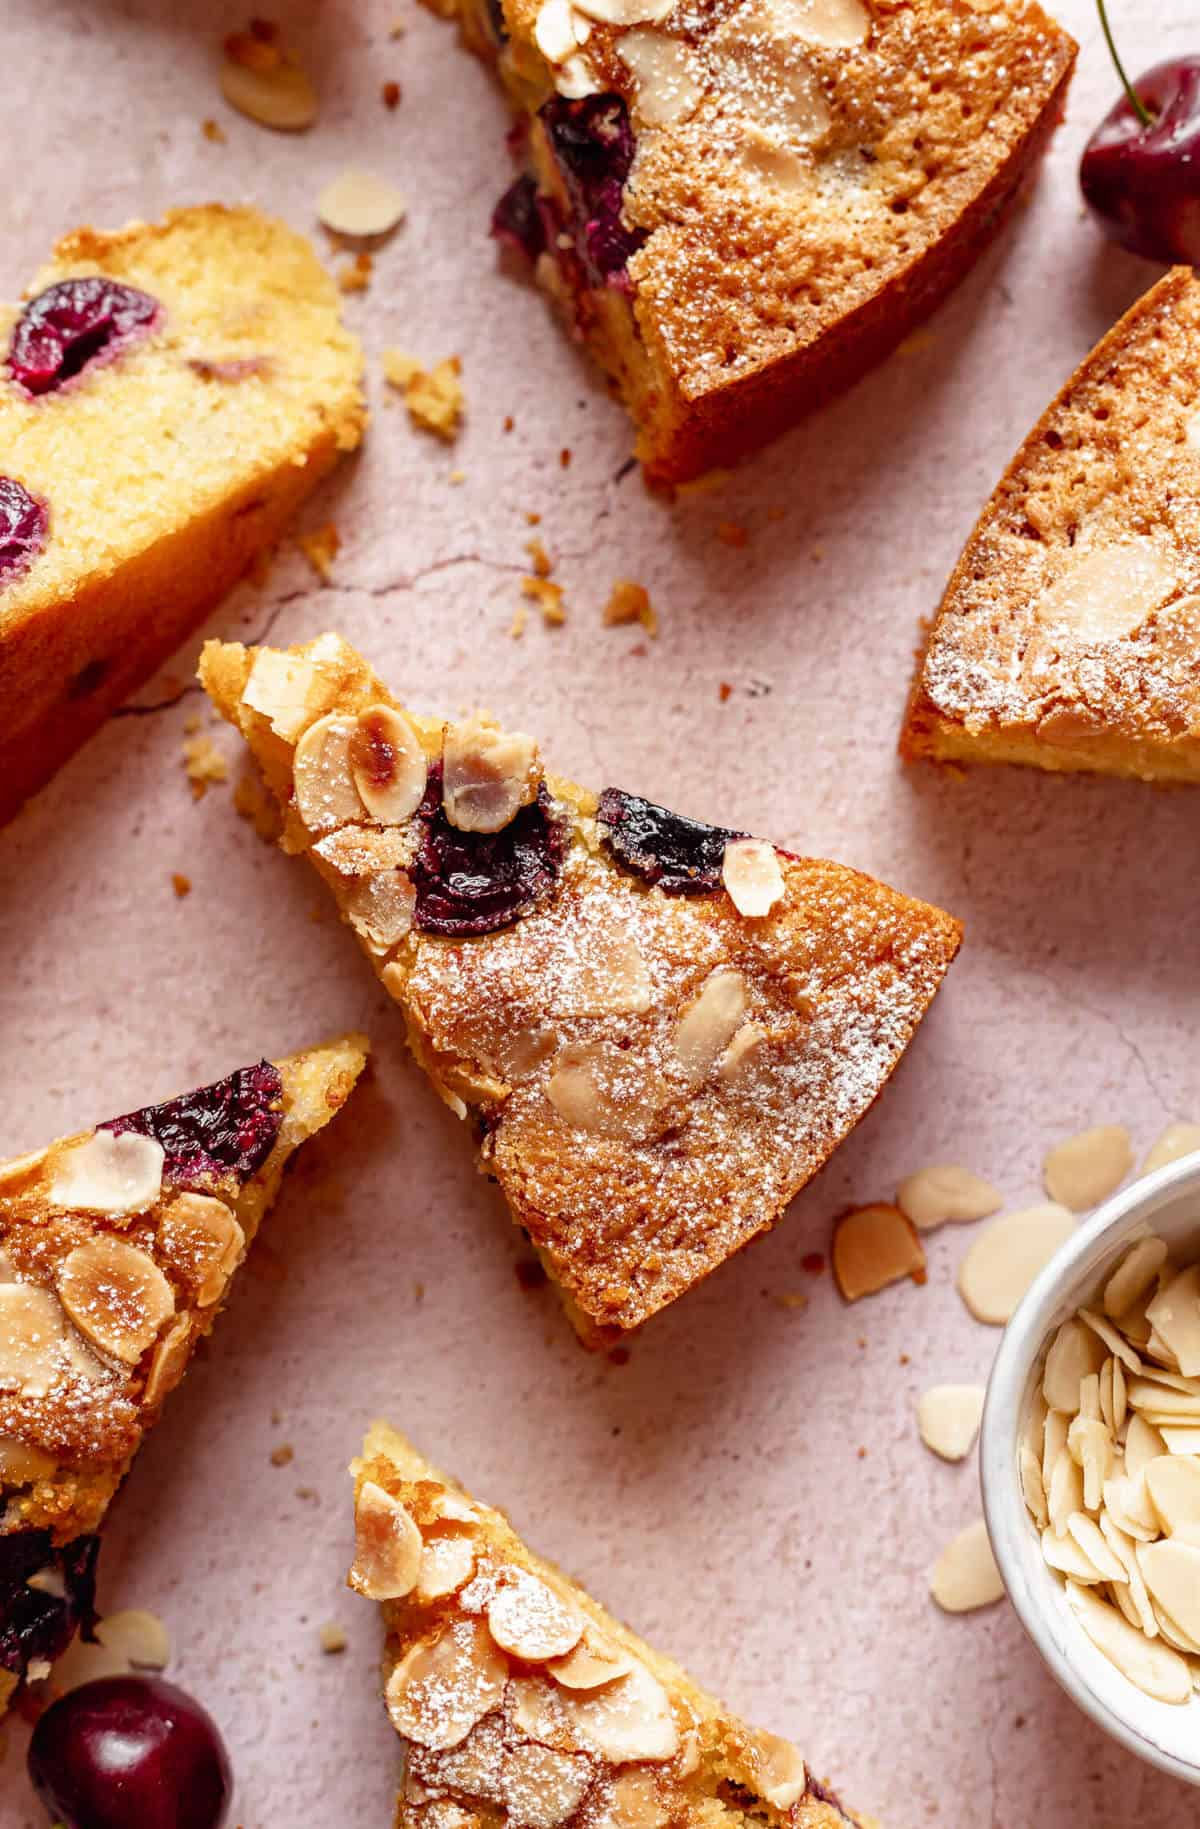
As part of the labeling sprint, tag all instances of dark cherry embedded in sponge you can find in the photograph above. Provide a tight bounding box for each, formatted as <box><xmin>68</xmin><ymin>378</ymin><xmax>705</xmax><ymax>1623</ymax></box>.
<box><xmin>28</xmin><ymin>1675</ymin><xmax>232</xmax><ymax>1829</ymax></box>
<box><xmin>411</xmin><ymin>766</ymin><xmax>566</xmax><ymax>936</ymax></box>
<box><xmin>597</xmin><ymin>788</ymin><xmax>740</xmax><ymax>895</ymax></box>
<box><xmin>0</xmin><ymin>476</ymin><xmax>47</xmax><ymax>585</ymax></box>
<box><xmin>8</xmin><ymin>278</ymin><xmax>159</xmax><ymax>398</ymax></box>
<box><xmin>0</xmin><ymin>1530</ymin><xmax>99</xmax><ymax>1690</ymax></box>
<box><xmin>491</xmin><ymin>174</ymin><xmax>549</xmax><ymax>265</ymax></box>
<box><xmin>539</xmin><ymin>95</ymin><xmax>646</xmax><ymax>288</ymax></box>
<box><xmin>102</xmin><ymin>1060</ymin><xmax>283</xmax><ymax>1191</ymax></box>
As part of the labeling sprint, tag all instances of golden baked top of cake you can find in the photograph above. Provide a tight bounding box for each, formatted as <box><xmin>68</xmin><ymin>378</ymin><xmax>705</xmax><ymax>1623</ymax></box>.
<box><xmin>350</xmin><ymin>1423</ymin><xmax>873</xmax><ymax>1829</ymax></box>
<box><xmin>906</xmin><ymin>267</ymin><xmax>1200</xmax><ymax>775</ymax></box>
<box><xmin>0</xmin><ymin>204</ymin><xmax>364</xmax><ymax>630</ymax></box>
<box><xmin>201</xmin><ymin>633</ymin><xmax>960</xmax><ymax>1345</ymax></box>
<box><xmin>498</xmin><ymin>0</ymin><xmax>1074</xmax><ymax>404</ymax></box>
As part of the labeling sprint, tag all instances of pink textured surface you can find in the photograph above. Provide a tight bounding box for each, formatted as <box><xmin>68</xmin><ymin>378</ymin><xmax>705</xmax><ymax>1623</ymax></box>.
<box><xmin>0</xmin><ymin>2</ymin><xmax>1197</xmax><ymax>1823</ymax></box>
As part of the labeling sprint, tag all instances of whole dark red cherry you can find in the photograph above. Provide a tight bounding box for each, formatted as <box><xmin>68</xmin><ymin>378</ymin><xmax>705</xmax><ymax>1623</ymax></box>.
<box><xmin>1080</xmin><ymin>5</ymin><xmax>1200</xmax><ymax>264</ymax></box>
<box><xmin>27</xmin><ymin>1676</ymin><xmax>232</xmax><ymax>1829</ymax></box>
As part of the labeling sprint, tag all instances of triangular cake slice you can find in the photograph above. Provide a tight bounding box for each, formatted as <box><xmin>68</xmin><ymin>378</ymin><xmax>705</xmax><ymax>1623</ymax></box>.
<box><xmin>0</xmin><ymin>1032</ymin><xmax>367</xmax><ymax>1712</ymax></box>
<box><xmin>349</xmin><ymin>1424</ymin><xmax>875</xmax><ymax>1829</ymax></box>
<box><xmin>448</xmin><ymin>0</ymin><xmax>1074</xmax><ymax>482</ymax></box>
<box><xmin>0</xmin><ymin>204</ymin><xmax>365</xmax><ymax>825</ymax></box>
<box><xmin>903</xmin><ymin>268</ymin><xmax>1200</xmax><ymax>782</ymax></box>
<box><xmin>201</xmin><ymin>632</ymin><xmax>961</xmax><ymax>1346</ymax></box>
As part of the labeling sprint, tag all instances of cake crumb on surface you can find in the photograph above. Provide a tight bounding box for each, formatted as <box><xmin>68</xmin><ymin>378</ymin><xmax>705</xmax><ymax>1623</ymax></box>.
<box><xmin>509</xmin><ymin>606</ymin><xmax>528</xmax><ymax>640</ymax></box>
<box><xmin>521</xmin><ymin>576</ymin><xmax>565</xmax><ymax>626</ymax></box>
<box><xmin>297</xmin><ymin>522</ymin><xmax>340</xmax><ymax>582</ymax></box>
<box><xmin>270</xmin><ymin>1442</ymin><xmax>295</xmax><ymax>1467</ymax></box>
<box><xmin>170</xmin><ymin>873</ymin><xmax>192</xmax><ymax>898</ymax></box>
<box><xmin>182</xmin><ymin>734</ymin><xmax>228</xmax><ymax>800</ymax></box>
<box><xmin>234</xmin><ymin>766</ymin><xmax>284</xmax><ymax>843</ymax></box>
<box><xmin>319</xmin><ymin>1622</ymin><xmax>348</xmax><ymax>1654</ymax></box>
<box><xmin>383</xmin><ymin>347</ymin><xmax>464</xmax><ymax>440</ymax></box>
<box><xmin>524</xmin><ymin>537</ymin><xmax>552</xmax><ymax>578</ymax></box>
<box><xmin>338</xmin><ymin>252</ymin><xmax>373</xmax><ymax>293</ymax></box>
<box><xmin>381</xmin><ymin>79</ymin><xmax>401</xmax><ymax>108</ymax></box>
<box><xmin>603</xmin><ymin>579</ymin><xmax>658</xmax><ymax>638</ymax></box>
<box><xmin>202</xmin><ymin>117</ymin><xmax>226</xmax><ymax>142</ymax></box>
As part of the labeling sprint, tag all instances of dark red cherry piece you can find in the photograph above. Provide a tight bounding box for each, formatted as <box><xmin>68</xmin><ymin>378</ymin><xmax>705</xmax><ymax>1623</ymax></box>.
<box><xmin>27</xmin><ymin>1676</ymin><xmax>232</xmax><ymax>1829</ymax></box>
<box><xmin>1081</xmin><ymin>50</ymin><xmax>1200</xmax><ymax>265</ymax></box>
<box><xmin>102</xmin><ymin>1059</ymin><xmax>284</xmax><ymax>1192</ymax></box>
<box><xmin>0</xmin><ymin>475</ymin><xmax>47</xmax><ymax>585</ymax></box>
<box><xmin>8</xmin><ymin>278</ymin><xmax>159</xmax><ymax>397</ymax></box>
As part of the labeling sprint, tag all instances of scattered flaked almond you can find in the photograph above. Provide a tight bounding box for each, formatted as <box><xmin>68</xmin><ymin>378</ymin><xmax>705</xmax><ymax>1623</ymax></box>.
<box><xmin>1043</xmin><ymin>1124</ymin><xmax>1133</xmax><ymax>1213</ymax></box>
<box><xmin>95</xmin><ymin>1609</ymin><xmax>170</xmax><ymax>1670</ymax></box>
<box><xmin>929</xmin><ymin>1519</ymin><xmax>1003</xmax><ymax>1614</ymax></box>
<box><xmin>721</xmin><ymin>838</ymin><xmax>784</xmax><ymax>918</ymax></box>
<box><xmin>917</xmin><ymin>1385</ymin><xmax>985</xmax><ymax>1463</ymax></box>
<box><xmin>832</xmin><ymin>1203</ymin><xmax>925</xmax><ymax>1304</ymax></box>
<box><xmin>1142</xmin><ymin>1122</ymin><xmax>1200</xmax><ymax>1178</ymax></box>
<box><xmin>317</xmin><ymin>168</ymin><xmax>407</xmax><ymax>239</ymax></box>
<box><xmin>220</xmin><ymin>35</ymin><xmax>317</xmax><ymax>130</ymax></box>
<box><xmin>956</xmin><ymin>1202</ymin><xmax>1076</xmax><ymax>1325</ymax></box>
<box><xmin>895</xmin><ymin>1163</ymin><xmax>1002</xmax><ymax>1232</ymax></box>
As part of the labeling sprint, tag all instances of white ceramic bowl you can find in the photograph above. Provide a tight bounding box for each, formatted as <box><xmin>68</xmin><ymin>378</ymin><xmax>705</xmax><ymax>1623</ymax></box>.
<box><xmin>981</xmin><ymin>1151</ymin><xmax>1200</xmax><ymax>1786</ymax></box>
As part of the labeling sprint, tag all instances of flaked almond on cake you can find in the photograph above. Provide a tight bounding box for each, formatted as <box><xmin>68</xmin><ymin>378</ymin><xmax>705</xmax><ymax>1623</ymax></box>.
<box><xmin>200</xmin><ymin>632</ymin><xmax>961</xmax><ymax>1347</ymax></box>
<box><xmin>0</xmin><ymin>1034</ymin><xmax>367</xmax><ymax>1713</ymax></box>
<box><xmin>0</xmin><ymin>204</ymin><xmax>366</xmax><ymax>827</ymax></box>
<box><xmin>449</xmin><ymin>0</ymin><xmax>1075</xmax><ymax>482</ymax></box>
<box><xmin>349</xmin><ymin>1423</ymin><xmax>876</xmax><ymax>1829</ymax></box>
<box><xmin>902</xmin><ymin>268</ymin><xmax>1200</xmax><ymax>783</ymax></box>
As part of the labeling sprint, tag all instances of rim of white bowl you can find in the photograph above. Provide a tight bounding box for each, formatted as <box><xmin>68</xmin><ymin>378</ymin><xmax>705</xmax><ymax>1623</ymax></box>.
<box><xmin>981</xmin><ymin>1149</ymin><xmax>1200</xmax><ymax>1787</ymax></box>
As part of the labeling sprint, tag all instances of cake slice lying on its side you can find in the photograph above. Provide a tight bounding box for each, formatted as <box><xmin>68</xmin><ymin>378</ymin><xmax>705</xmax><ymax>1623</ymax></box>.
<box><xmin>453</xmin><ymin>0</ymin><xmax>1074</xmax><ymax>483</ymax></box>
<box><xmin>0</xmin><ymin>1033</ymin><xmax>368</xmax><ymax>1713</ymax></box>
<box><xmin>0</xmin><ymin>204</ymin><xmax>365</xmax><ymax>826</ymax></box>
<box><xmin>201</xmin><ymin>632</ymin><xmax>961</xmax><ymax>1347</ymax></box>
<box><xmin>902</xmin><ymin>268</ymin><xmax>1200</xmax><ymax>783</ymax></box>
<box><xmin>350</xmin><ymin>1424</ymin><xmax>875</xmax><ymax>1829</ymax></box>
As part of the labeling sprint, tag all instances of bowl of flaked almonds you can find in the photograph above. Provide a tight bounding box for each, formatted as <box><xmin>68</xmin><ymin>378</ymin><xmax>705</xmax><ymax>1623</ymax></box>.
<box><xmin>982</xmin><ymin>1146</ymin><xmax>1200</xmax><ymax>1784</ymax></box>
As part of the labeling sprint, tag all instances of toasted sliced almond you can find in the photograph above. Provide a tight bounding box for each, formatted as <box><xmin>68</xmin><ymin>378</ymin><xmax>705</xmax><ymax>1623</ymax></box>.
<box><xmin>417</xmin><ymin>1535</ymin><xmax>477</xmax><ymax>1602</ymax></box>
<box><xmin>1144</xmin><ymin>1457</ymin><xmax>1200</xmax><ymax>1542</ymax></box>
<box><xmin>0</xmin><ymin>1437</ymin><xmax>56</xmax><ymax>1483</ymax></box>
<box><xmin>1145</xmin><ymin>1267</ymin><xmax>1200</xmax><ymax>1377</ymax></box>
<box><xmin>49</xmin><ymin>1130</ymin><xmax>164</xmax><ymax>1218</ymax></box>
<box><xmin>721</xmin><ymin>839</ymin><xmax>784</xmax><ymax>918</ymax></box>
<box><xmin>294</xmin><ymin>713</ymin><xmax>364</xmax><ymax>833</ymax></box>
<box><xmin>487</xmin><ymin>1572</ymin><xmax>584</xmax><ymax>1663</ymax></box>
<box><xmin>502</xmin><ymin>1743</ymin><xmax>593</xmax><ymax>1829</ymax></box>
<box><xmin>929</xmin><ymin>1519</ymin><xmax>1003</xmax><ymax>1614</ymax></box>
<box><xmin>314</xmin><ymin>825</ymin><xmax>413</xmax><ymax>877</ymax></box>
<box><xmin>573</xmin><ymin>0</ymin><xmax>675</xmax><ymax>22</ymax></box>
<box><xmin>618</xmin><ymin>29</ymin><xmax>704</xmax><ymax>127</ymax></box>
<box><xmin>1043</xmin><ymin>1318</ymin><xmax>1106</xmax><ymax>1412</ymax></box>
<box><xmin>832</xmin><ymin>1203</ymin><xmax>925</xmax><ymax>1304</ymax></box>
<box><xmin>1142</xmin><ymin>1123</ymin><xmax>1200</xmax><ymax>1178</ymax></box>
<box><xmin>56</xmin><ymin>1239</ymin><xmax>175</xmax><ymax>1366</ymax></box>
<box><xmin>895</xmin><ymin>1163</ymin><xmax>1002</xmax><ymax>1232</ymax></box>
<box><xmin>957</xmin><ymin>1203</ymin><xmax>1076</xmax><ymax>1326</ymax></box>
<box><xmin>157</xmin><ymin>1193</ymin><xmax>244</xmax><ymax>1306</ymax></box>
<box><xmin>534</xmin><ymin>0</ymin><xmax>578</xmax><ymax>61</ymax></box>
<box><xmin>597</xmin><ymin>1769</ymin><xmax>670</xmax><ymax>1829</ymax></box>
<box><xmin>1066</xmin><ymin>1512</ymin><xmax>1127</xmax><ymax>1583</ymax></box>
<box><xmin>443</xmin><ymin>717</ymin><xmax>540</xmax><ymax>834</ymax></box>
<box><xmin>547</xmin><ymin>1630</ymin><xmax>635</xmax><ymax>1691</ymax></box>
<box><xmin>240</xmin><ymin>638</ymin><xmax>346</xmax><ymax>739</ymax></box>
<box><xmin>1065</xmin><ymin>1580</ymin><xmax>1191</xmax><ymax>1704</ymax></box>
<box><xmin>220</xmin><ymin>49</ymin><xmax>318</xmax><ymax>130</ymax></box>
<box><xmin>386</xmin><ymin>1619</ymin><xmax>509</xmax><ymax>1749</ymax></box>
<box><xmin>545</xmin><ymin>1040</ymin><xmax>665</xmax><ymax>1140</ymax></box>
<box><xmin>345</xmin><ymin>872</ymin><xmax>417</xmax><ymax>954</ymax></box>
<box><xmin>560</xmin><ymin>1659</ymin><xmax>677</xmax><ymax>1761</ymax></box>
<box><xmin>1103</xmin><ymin>1235</ymin><xmax>1169</xmax><ymax>1320</ymax></box>
<box><xmin>351</xmin><ymin>1482</ymin><xmax>423</xmax><ymax>1601</ymax></box>
<box><xmin>752</xmin><ymin>1730</ymin><xmax>807</xmax><ymax>1808</ymax></box>
<box><xmin>768</xmin><ymin>0</ymin><xmax>870</xmax><ymax>44</ymax></box>
<box><xmin>1043</xmin><ymin>1125</ymin><xmax>1133</xmax><ymax>1212</ymax></box>
<box><xmin>142</xmin><ymin>1315</ymin><xmax>192</xmax><ymax>1410</ymax></box>
<box><xmin>1137</xmin><ymin>1539</ymin><xmax>1200</xmax><ymax>1646</ymax></box>
<box><xmin>0</xmin><ymin>1284</ymin><xmax>73</xmax><ymax>1397</ymax></box>
<box><xmin>1034</xmin><ymin>540</ymin><xmax>1177</xmax><ymax>644</ymax></box>
<box><xmin>317</xmin><ymin>168</ymin><xmax>406</xmax><ymax>238</ymax></box>
<box><xmin>672</xmin><ymin>969</ymin><xmax>748</xmax><ymax>1085</ymax></box>
<box><xmin>350</xmin><ymin>705</ymin><xmax>428</xmax><ymax>824</ymax></box>
<box><xmin>95</xmin><ymin>1609</ymin><xmax>170</xmax><ymax>1670</ymax></box>
<box><xmin>917</xmin><ymin>1385</ymin><xmax>985</xmax><ymax>1462</ymax></box>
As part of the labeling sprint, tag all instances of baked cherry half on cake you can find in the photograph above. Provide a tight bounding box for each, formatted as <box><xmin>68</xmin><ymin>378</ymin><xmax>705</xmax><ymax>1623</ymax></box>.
<box><xmin>467</xmin><ymin>0</ymin><xmax>1076</xmax><ymax>482</ymax></box>
<box><xmin>0</xmin><ymin>205</ymin><xmax>365</xmax><ymax>827</ymax></box>
<box><xmin>349</xmin><ymin>1424</ymin><xmax>874</xmax><ymax>1829</ymax></box>
<box><xmin>201</xmin><ymin>632</ymin><xmax>961</xmax><ymax>1349</ymax></box>
<box><xmin>0</xmin><ymin>1035</ymin><xmax>367</xmax><ymax>1714</ymax></box>
<box><xmin>902</xmin><ymin>268</ymin><xmax>1200</xmax><ymax>783</ymax></box>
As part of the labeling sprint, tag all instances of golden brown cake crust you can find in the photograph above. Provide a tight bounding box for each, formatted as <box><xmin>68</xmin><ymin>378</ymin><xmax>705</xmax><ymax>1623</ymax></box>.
<box><xmin>902</xmin><ymin>268</ymin><xmax>1200</xmax><ymax>782</ymax></box>
<box><xmin>200</xmin><ymin>632</ymin><xmax>961</xmax><ymax>1346</ymax></box>
<box><xmin>350</xmin><ymin>1424</ymin><xmax>876</xmax><ymax>1829</ymax></box>
<box><xmin>0</xmin><ymin>204</ymin><xmax>365</xmax><ymax>826</ymax></box>
<box><xmin>462</xmin><ymin>0</ymin><xmax>1074</xmax><ymax>480</ymax></box>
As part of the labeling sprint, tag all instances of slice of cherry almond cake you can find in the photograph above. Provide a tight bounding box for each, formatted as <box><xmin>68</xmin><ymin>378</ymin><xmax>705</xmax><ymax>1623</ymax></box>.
<box><xmin>200</xmin><ymin>632</ymin><xmax>961</xmax><ymax>1348</ymax></box>
<box><xmin>0</xmin><ymin>1034</ymin><xmax>367</xmax><ymax>1713</ymax></box>
<box><xmin>902</xmin><ymin>268</ymin><xmax>1200</xmax><ymax>782</ymax></box>
<box><xmin>350</xmin><ymin>1424</ymin><xmax>876</xmax><ymax>1829</ymax></box>
<box><xmin>450</xmin><ymin>0</ymin><xmax>1075</xmax><ymax>482</ymax></box>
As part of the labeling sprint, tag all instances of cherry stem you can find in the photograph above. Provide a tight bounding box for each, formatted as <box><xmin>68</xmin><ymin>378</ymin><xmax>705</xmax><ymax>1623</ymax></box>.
<box><xmin>1096</xmin><ymin>0</ymin><xmax>1154</xmax><ymax>128</ymax></box>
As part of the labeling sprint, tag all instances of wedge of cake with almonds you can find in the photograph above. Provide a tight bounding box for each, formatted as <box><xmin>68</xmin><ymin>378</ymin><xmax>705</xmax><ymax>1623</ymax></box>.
<box><xmin>350</xmin><ymin>1423</ymin><xmax>875</xmax><ymax>1829</ymax></box>
<box><xmin>466</xmin><ymin>0</ymin><xmax>1075</xmax><ymax>483</ymax></box>
<box><xmin>0</xmin><ymin>204</ymin><xmax>365</xmax><ymax>826</ymax></box>
<box><xmin>0</xmin><ymin>1033</ymin><xmax>368</xmax><ymax>1714</ymax></box>
<box><xmin>200</xmin><ymin>632</ymin><xmax>961</xmax><ymax>1347</ymax></box>
<box><xmin>903</xmin><ymin>268</ymin><xmax>1200</xmax><ymax>782</ymax></box>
